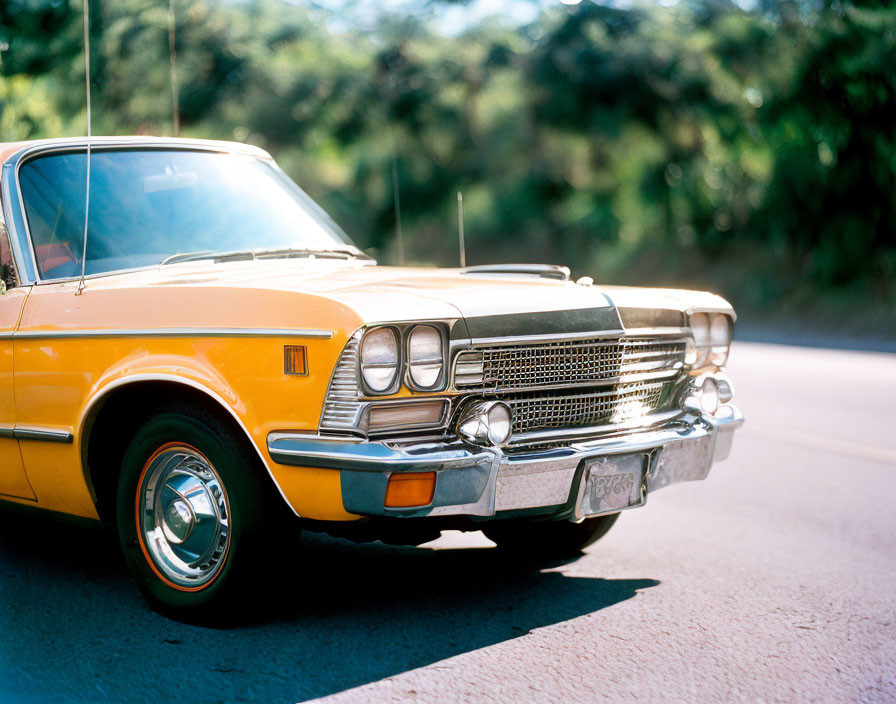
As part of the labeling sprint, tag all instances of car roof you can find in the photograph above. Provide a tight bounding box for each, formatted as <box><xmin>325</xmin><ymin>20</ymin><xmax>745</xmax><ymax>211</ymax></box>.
<box><xmin>0</xmin><ymin>136</ymin><xmax>272</xmax><ymax>167</ymax></box>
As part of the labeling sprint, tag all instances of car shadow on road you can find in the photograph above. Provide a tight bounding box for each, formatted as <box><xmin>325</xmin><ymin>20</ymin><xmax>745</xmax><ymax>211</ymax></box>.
<box><xmin>0</xmin><ymin>505</ymin><xmax>658</xmax><ymax>703</ymax></box>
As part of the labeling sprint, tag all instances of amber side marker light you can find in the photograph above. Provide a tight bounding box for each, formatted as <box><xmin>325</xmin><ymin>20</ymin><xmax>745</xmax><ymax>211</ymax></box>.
<box><xmin>284</xmin><ymin>345</ymin><xmax>308</xmax><ymax>375</ymax></box>
<box><xmin>384</xmin><ymin>472</ymin><xmax>436</xmax><ymax>508</ymax></box>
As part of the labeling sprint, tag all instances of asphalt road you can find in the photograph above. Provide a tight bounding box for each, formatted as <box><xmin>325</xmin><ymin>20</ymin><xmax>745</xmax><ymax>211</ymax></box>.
<box><xmin>1</xmin><ymin>341</ymin><xmax>894</xmax><ymax>703</ymax></box>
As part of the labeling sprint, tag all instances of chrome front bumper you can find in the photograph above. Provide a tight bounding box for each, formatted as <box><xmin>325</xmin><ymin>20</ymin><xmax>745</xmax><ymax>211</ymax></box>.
<box><xmin>267</xmin><ymin>405</ymin><xmax>744</xmax><ymax>521</ymax></box>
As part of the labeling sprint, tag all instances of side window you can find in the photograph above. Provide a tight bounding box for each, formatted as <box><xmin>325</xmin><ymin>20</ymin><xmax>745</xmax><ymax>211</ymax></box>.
<box><xmin>0</xmin><ymin>214</ymin><xmax>17</xmax><ymax>291</ymax></box>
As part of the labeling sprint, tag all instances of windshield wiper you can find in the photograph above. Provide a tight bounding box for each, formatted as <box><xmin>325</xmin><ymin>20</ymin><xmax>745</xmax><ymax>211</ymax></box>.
<box><xmin>253</xmin><ymin>247</ymin><xmax>370</xmax><ymax>260</ymax></box>
<box><xmin>159</xmin><ymin>250</ymin><xmax>244</xmax><ymax>266</ymax></box>
<box><xmin>160</xmin><ymin>246</ymin><xmax>370</xmax><ymax>267</ymax></box>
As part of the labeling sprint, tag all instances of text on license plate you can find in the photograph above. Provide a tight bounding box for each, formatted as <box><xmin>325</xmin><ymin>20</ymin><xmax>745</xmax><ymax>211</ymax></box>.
<box><xmin>579</xmin><ymin>453</ymin><xmax>646</xmax><ymax>517</ymax></box>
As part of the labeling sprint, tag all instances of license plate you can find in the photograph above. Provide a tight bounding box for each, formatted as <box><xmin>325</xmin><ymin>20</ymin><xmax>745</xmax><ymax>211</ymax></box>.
<box><xmin>578</xmin><ymin>453</ymin><xmax>647</xmax><ymax>517</ymax></box>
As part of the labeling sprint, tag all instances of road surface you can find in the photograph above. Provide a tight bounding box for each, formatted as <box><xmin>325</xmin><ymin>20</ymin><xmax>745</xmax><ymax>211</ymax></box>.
<box><xmin>1</xmin><ymin>342</ymin><xmax>894</xmax><ymax>703</ymax></box>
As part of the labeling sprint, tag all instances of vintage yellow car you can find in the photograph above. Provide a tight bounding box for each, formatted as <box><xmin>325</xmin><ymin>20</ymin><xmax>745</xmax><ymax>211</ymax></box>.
<box><xmin>0</xmin><ymin>136</ymin><xmax>742</xmax><ymax>617</ymax></box>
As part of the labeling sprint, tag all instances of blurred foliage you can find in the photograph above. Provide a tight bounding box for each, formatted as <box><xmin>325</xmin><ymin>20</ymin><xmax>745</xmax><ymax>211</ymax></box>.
<box><xmin>0</xmin><ymin>0</ymin><xmax>893</xmax><ymax>321</ymax></box>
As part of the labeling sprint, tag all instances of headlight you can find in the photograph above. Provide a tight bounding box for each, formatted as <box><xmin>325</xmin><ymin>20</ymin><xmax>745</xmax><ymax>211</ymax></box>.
<box><xmin>407</xmin><ymin>325</ymin><xmax>444</xmax><ymax>390</ymax></box>
<box><xmin>690</xmin><ymin>313</ymin><xmax>710</xmax><ymax>366</ymax></box>
<box><xmin>360</xmin><ymin>326</ymin><xmax>400</xmax><ymax>394</ymax></box>
<box><xmin>709</xmin><ymin>314</ymin><xmax>732</xmax><ymax>366</ymax></box>
<box><xmin>700</xmin><ymin>377</ymin><xmax>720</xmax><ymax>414</ymax></box>
<box><xmin>691</xmin><ymin>313</ymin><xmax>710</xmax><ymax>348</ymax></box>
<box><xmin>688</xmin><ymin>312</ymin><xmax>731</xmax><ymax>367</ymax></box>
<box><xmin>457</xmin><ymin>401</ymin><xmax>513</xmax><ymax>447</ymax></box>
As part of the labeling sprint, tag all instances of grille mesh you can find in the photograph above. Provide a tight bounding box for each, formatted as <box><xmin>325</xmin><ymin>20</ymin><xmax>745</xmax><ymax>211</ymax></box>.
<box><xmin>455</xmin><ymin>338</ymin><xmax>685</xmax><ymax>391</ymax></box>
<box><xmin>504</xmin><ymin>381</ymin><xmax>667</xmax><ymax>434</ymax></box>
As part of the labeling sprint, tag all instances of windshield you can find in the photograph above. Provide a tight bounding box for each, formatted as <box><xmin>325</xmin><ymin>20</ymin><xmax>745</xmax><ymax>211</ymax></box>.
<box><xmin>18</xmin><ymin>148</ymin><xmax>357</xmax><ymax>279</ymax></box>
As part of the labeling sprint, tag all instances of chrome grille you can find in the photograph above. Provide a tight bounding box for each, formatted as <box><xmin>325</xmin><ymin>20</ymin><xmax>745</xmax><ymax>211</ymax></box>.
<box><xmin>505</xmin><ymin>381</ymin><xmax>667</xmax><ymax>434</ymax></box>
<box><xmin>320</xmin><ymin>333</ymin><xmax>363</xmax><ymax>431</ymax></box>
<box><xmin>454</xmin><ymin>337</ymin><xmax>686</xmax><ymax>391</ymax></box>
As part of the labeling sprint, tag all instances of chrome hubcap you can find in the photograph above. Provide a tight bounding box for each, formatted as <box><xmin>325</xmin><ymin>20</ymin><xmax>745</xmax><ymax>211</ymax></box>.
<box><xmin>138</xmin><ymin>446</ymin><xmax>230</xmax><ymax>589</ymax></box>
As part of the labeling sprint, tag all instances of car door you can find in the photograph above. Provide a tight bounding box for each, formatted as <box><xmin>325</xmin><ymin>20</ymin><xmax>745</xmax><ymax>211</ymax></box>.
<box><xmin>0</xmin><ymin>223</ymin><xmax>34</xmax><ymax>500</ymax></box>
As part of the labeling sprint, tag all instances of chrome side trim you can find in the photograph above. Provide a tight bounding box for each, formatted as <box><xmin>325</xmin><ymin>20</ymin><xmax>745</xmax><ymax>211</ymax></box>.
<box><xmin>9</xmin><ymin>327</ymin><xmax>333</xmax><ymax>340</ymax></box>
<box><xmin>9</xmin><ymin>426</ymin><xmax>74</xmax><ymax>443</ymax></box>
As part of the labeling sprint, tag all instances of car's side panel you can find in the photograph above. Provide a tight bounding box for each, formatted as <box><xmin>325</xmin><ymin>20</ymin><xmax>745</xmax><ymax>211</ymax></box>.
<box><xmin>0</xmin><ymin>287</ymin><xmax>35</xmax><ymax>500</ymax></box>
<box><xmin>13</xmin><ymin>282</ymin><xmax>364</xmax><ymax>520</ymax></box>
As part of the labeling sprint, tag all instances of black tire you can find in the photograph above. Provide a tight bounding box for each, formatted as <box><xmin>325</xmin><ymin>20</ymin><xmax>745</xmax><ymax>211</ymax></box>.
<box><xmin>482</xmin><ymin>513</ymin><xmax>621</xmax><ymax>561</ymax></box>
<box><xmin>115</xmin><ymin>402</ymin><xmax>292</xmax><ymax>623</ymax></box>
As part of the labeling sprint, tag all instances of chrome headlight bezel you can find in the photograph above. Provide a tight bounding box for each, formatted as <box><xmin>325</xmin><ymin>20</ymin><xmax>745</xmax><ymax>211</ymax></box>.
<box><xmin>359</xmin><ymin>325</ymin><xmax>402</xmax><ymax>395</ymax></box>
<box><xmin>405</xmin><ymin>324</ymin><xmax>447</xmax><ymax>391</ymax></box>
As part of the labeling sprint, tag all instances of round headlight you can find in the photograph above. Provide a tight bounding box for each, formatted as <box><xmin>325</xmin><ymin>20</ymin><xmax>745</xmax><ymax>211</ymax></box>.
<box><xmin>700</xmin><ymin>377</ymin><xmax>720</xmax><ymax>415</ymax></box>
<box><xmin>407</xmin><ymin>325</ymin><xmax>444</xmax><ymax>389</ymax></box>
<box><xmin>709</xmin><ymin>314</ymin><xmax>731</xmax><ymax>366</ymax></box>
<box><xmin>710</xmin><ymin>314</ymin><xmax>731</xmax><ymax>346</ymax></box>
<box><xmin>457</xmin><ymin>401</ymin><xmax>513</xmax><ymax>447</ymax></box>
<box><xmin>360</xmin><ymin>327</ymin><xmax>399</xmax><ymax>393</ymax></box>
<box><xmin>690</xmin><ymin>313</ymin><xmax>710</xmax><ymax>348</ymax></box>
<box><xmin>486</xmin><ymin>402</ymin><xmax>512</xmax><ymax>446</ymax></box>
<box><xmin>690</xmin><ymin>313</ymin><xmax>711</xmax><ymax>367</ymax></box>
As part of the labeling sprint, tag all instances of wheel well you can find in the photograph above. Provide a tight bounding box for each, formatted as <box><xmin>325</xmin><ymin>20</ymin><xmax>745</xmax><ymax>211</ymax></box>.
<box><xmin>84</xmin><ymin>381</ymin><xmax>256</xmax><ymax>521</ymax></box>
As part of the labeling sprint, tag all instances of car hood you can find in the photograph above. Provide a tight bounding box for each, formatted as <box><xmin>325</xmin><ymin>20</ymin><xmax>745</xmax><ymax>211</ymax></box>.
<box><xmin>75</xmin><ymin>259</ymin><xmax>734</xmax><ymax>338</ymax></box>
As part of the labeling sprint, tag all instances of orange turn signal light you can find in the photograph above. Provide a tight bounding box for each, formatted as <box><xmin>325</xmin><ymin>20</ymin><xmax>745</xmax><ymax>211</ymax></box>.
<box><xmin>284</xmin><ymin>345</ymin><xmax>308</xmax><ymax>375</ymax></box>
<box><xmin>384</xmin><ymin>471</ymin><xmax>436</xmax><ymax>508</ymax></box>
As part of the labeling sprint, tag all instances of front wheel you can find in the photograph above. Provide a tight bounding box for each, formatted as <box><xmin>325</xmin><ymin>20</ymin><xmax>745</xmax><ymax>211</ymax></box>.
<box><xmin>482</xmin><ymin>513</ymin><xmax>621</xmax><ymax>561</ymax></box>
<box><xmin>116</xmin><ymin>404</ymin><xmax>288</xmax><ymax>621</ymax></box>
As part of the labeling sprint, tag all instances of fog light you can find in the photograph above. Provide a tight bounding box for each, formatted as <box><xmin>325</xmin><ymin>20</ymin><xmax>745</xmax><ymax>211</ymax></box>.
<box><xmin>700</xmin><ymin>378</ymin><xmax>720</xmax><ymax>415</ymax></box>
<box><xmin>384</xmin><ymin>471</ymin><xmax>436</xmax><ymax>508</ymax></box>
<box><xmin>457</xmin><ymin>401</ymin><xmax>513</xmax><ymax>447</ymax></box>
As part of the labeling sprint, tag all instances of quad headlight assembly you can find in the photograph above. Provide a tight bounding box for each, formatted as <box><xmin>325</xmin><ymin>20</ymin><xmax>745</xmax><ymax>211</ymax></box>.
<box><xmin>358</xmin><ymin>323</ymin><xmax>448</xmax><ymax>396</ymax></box>
<box><xmin>688</xmin><ymin>312</ymin><xmax>732</xmax><ymax>368</ymax></box>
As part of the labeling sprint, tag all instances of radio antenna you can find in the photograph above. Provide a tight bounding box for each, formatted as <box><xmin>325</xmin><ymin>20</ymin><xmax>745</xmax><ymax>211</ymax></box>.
<box><xmin>457</xmin><ymin>191</ymin><xmax>466</xmax><ymax>268</ymax></box>
<box><xmin>391</xmin><ymin>148</ymin><xmax>405</xmax><ymax>265</ymax></box>
<box><xmin>168</xmin><ymin>0</ymin><xmax>180</xmax><ymax>136</ymax></box>
<box><xmin>77</xmin><ymin>0</ymin><xmax>92</xmax><ymax>296</ymax></box>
